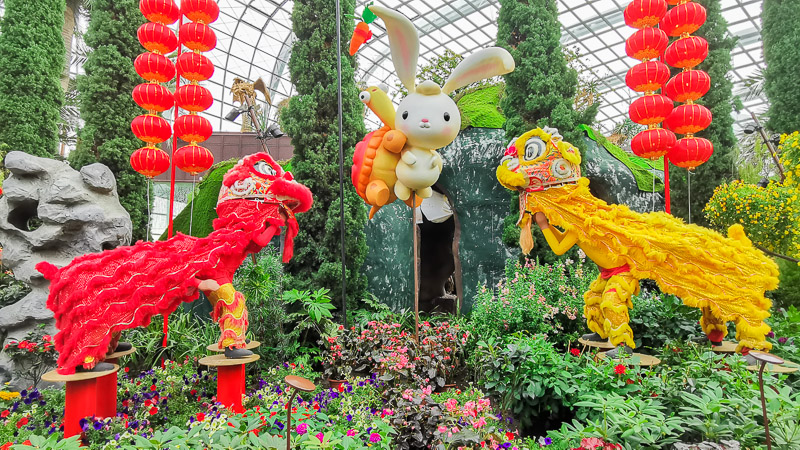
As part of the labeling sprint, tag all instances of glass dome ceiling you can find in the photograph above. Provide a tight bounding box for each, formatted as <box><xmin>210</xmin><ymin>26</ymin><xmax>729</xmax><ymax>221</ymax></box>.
<box><xmin>0</xmin><ymin>0</ymin><xmax>770</xmax><ymax>136</ymax></box>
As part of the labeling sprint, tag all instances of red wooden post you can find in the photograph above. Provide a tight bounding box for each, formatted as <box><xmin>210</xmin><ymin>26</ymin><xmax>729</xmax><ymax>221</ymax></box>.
<box><xmin>94</xmin><ymin>357</ymin><xmax>120</xmax><ymax>419</ymax></box>
<box><xmin>216</xmin><ymin>364</ymin><xmax>246</xmax><ymax>413</ymax></box>
<box><xmin>63</xmin><ymin>379</ymin><xmax>97</xmax><ymax>438</ymax></box>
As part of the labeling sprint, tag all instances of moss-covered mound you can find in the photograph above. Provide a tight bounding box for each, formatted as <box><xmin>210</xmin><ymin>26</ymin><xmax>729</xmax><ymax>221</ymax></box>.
<box><xmin>457</xmin><ymin>84</ymin><xmax>506</xmax><ymax>129</ymax></box>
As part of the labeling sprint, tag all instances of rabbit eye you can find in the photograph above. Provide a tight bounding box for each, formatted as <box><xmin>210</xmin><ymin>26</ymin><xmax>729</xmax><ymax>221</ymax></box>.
<box><xmin>443</xmin><ymin>112</ymin><xmax>450</xmax><ymax>122</ymax></box>
<box><xmin>402</xmin><ymin>111</ymin><xmax>409</xmax><ymax>120</ymax></box>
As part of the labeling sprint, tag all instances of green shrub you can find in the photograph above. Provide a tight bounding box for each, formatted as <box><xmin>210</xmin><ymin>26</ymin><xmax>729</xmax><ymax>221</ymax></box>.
<box><xmin>0</xmin><ymin>271</ymin><xmax>30</xmax><ymax>308</ymax></box>
<box><xmin>470</xmin><ymin>257</ymin><xmax>597</xmax><ymax>349</ymax></box>
<box><xmin>629</xmin><ymin>290</ymin><xmax>702</xmax><ymax>350</ymax></box>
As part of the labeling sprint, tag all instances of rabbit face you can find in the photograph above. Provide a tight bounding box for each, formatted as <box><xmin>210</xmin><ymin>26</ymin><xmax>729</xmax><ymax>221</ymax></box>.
<box><xmin>395</xmin><ymin>90</ymin><xmax>461</xmax><ymax>150</ymax></box>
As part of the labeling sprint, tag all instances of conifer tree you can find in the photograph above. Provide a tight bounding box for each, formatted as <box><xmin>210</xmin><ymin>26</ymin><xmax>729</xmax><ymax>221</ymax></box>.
<box><xmin>69</xmin><ymin>0</ymin><xmax>148</xmax><ymax>240</ymax></box>
<box><xmin>0</xmin><ymin>0</ymin><xmax>65</xmax><ymax>157</ymax></box>
<box><xmin>762</xmin><ymin>0</ymin><xmax>800</xmax><ymax>134</ymax></box>
<box><xmin>279</xmin><ymin>0</ymin><xmax>368</xmax><ymax>309</ymax></box>
<box><xmin>668</xmin><ymin>0</ymin><xmax>738</xmax><ymax>225</ymax></box>
<box><xmin>496</xmin><ymin>0</ymin><xmax>596</xmax><ymax>260</ymax></box>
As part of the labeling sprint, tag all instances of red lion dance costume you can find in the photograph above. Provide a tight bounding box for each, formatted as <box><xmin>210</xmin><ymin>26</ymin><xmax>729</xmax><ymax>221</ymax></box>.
<box><xmin>37</xmin><ymin>153</ymin><xmax>313</xmax><ymax>375</ymax></box>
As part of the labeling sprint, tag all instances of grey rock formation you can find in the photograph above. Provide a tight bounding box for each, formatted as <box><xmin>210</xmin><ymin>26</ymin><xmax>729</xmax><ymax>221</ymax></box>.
<box><xmin>673</xmin><ymin>441</ymin><xmax>740</xmax><ymax>450</ymax></box>
<box><xmin>0</xmin><ymin>152</ymin><xmax>131</xmax><ymax>387</ymax></box>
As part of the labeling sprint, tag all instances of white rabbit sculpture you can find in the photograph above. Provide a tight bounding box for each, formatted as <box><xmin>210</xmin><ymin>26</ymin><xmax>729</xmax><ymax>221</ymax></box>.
<box><xmin>369</xmin><ymin>5</ymin><xmax>516</xmax><ymax>200</ymax></box>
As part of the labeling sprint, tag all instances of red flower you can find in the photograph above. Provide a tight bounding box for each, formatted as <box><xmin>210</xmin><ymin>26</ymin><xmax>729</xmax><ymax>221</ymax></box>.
<box><xmin>1</xmin><ymin>410</ymin><xmax>9</xmax><ymax>418</ymax></box>
<box><xmin>570</xmin><ymin>348</ymin><xmax>580</xmax><ymax>357</ymax></box>
<box><xmin>505</xmin><ymin>431</ymin><xmax>514</xmax><ymax>440</ymax></box>
<box><xmin>22</xmin><ymin>441</ymin><xmax>31</xmax><ymax>446</ymax></box>
<box><xmin>1</xmin><ymin>443</ymin><xmax>11</xmax><ymax>450</ymax></box>
<box><xmin>149</xmin><ymin>407</ymin><xmax>158</xmax><ymax>415</ymax></box>
<box><xmin>196</xmin><ymin>412</ymin><xmax>205</xmax><ymax>421</ymax></box>
<box><xmin>16</xmin><ymin>416</ymin><xmax>29</xmax><ymax>428</ymax></box>
<box><xmin>614</xmin><ymin>364</ymin><xmax>626</xmax><ymax>375</ymax></box>
<box><xmin>124</xmin><ymin>367</ymin><xmax>130</xmax><ymax>373</ymax></box>
<box><xmin>150</xmin><ymin>384</ymin><xmax>157</xmax><ymax>391</ymax></box>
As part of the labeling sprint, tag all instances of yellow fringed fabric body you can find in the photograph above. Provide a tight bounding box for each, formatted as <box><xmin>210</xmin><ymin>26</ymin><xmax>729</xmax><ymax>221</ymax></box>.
<box><xmin>208</xmin><ymin>283</ymin><xmax>249</xmax><ymax>349</ymax></box>
<box><xmin>526</xmin><ymin>178</ymin><xmax>779</xmax><ymax>351</ymax></box>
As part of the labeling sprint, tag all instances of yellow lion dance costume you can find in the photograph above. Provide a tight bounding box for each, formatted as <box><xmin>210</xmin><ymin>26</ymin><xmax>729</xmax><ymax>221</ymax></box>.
<box><xmin>496</xmin><ymin>127</ymin><xmax>779</xmax><ymax>353</ymax></box>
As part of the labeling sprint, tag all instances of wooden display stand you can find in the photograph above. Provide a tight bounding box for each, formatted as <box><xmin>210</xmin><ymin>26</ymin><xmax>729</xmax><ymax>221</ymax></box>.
<box><xmin>199</xmin><ymin>351</ymin><xmax>260</xmax><ymax>413</ymax></box>
<box><xmin>597</xmin><ymin>352</ymin><xmax>661</xmax><ymax>367</ymax></box>
<box><xmin>95</xmin><ymin>347</ymin><xmax>136</xmax><ymax>419</ymax></box>
<box><xmin>42</xmin><ymin>364</ymin><xmax>119</xmax><ymax>438</ymax></box>
<box><xmin>746</xmin><ymin>351</ymin><xmax>799</xmax><ymax>374</ymax></box>
<box><xmin>205</xmin><ymin>340</ymin><xmax>261</xmax><ymax>352</ymax></box>
<box><xmin>711</xmin><ymin>341</ymin><xmax>738</xmax><ymax>354</ymax></box>
<box><xmin>578</xmin><ymin>337</ymin><xmax>615</xmax><ymax>354</ymax></box>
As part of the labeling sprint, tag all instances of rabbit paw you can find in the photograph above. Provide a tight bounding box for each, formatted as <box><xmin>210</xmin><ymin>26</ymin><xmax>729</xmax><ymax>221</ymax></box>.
<box><xmin>394</xmin><ymin>181</ymin><xmax>412</xmax><ymax>201</ymax></box>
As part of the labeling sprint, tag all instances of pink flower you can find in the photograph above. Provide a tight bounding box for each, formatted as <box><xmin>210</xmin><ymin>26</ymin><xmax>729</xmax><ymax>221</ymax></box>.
<box><xmin>581</xmin><ymin>437</ymin><xmax>605</xmax><ymax>449</ymax></box>
<box><xmin>472</xmin><ymin>417</ymin><xmax>487</xmax><ymax>429</ymax></box>
<box><xmin>369</xmin><ymin>433</ymin><xmax>382</xmax><ymax>443</ymax></box>
<box><xmin>296</xmin><ymin>423</ymin><xmax>308</xmax><ymax>435</ymax></box>
<box><xmin>346</xmin><ymin>429</ymin><xmax>356</xmax><ymax>437</ymax></box>
<box><xmin>438</xmin><ymin>425</ymin><xmax>447</xmax><ymax>433</ymax></box>
<box><xmin>315</xmin><ymin>432</ymin><xmax>324</xmax><ymax>443</ymax></box>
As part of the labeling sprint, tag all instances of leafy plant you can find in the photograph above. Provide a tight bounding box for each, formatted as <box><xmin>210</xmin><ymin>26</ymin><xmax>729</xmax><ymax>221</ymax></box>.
<box><xmin>1</xmin><ymin>326</ymin><xmax>58</xmax><ymax>388</ymax></box>
<box><xmin>10</xmin><ymin>434</ymin><xmax>82</xmax><ymax>449</ymax></box>
<box><xmin>0</xmin><ymin>272</ymin><xmax>30</xmax><ymax>309</ymax></box>
<box><xmin>284</xmin><ymin>288</ymin><xmax>338</xmax><ymax>349</ymax></box>
<box><xmin>629</xmin><ymin>290</ymin><xmax>702</xmax><ymax>350</ymax></box>
<box><xmin>677</xmin><ymin>382</ymin><xmax>755</xmax><ymax>444</ymax></box>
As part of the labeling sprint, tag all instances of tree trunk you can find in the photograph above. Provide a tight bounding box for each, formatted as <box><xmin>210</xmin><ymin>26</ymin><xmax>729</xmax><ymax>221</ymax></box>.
<box><xmin>60</xmin><ymin>3</ymin><xmax>76</xmax><ymax>92</ymax></box>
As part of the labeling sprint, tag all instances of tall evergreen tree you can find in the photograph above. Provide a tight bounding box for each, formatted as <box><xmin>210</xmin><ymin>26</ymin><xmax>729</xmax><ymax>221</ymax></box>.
<box><xmin>279</xmin><ymin>0</ymin><xmax>368</xmax><ymax>309</ymax></box>
<box><xmin>496</xmin><ymin>0</ymin><xmax>596</xmax><ymax>261</ymax></box>
<box><xmin>0</xmin><ymin>0</ymin><xmax>65</xmax><ymax>157</ymax></box>
<box><xmin>762</xmin><ymin>0</ymin><xmax>800</xmax><ymax>134</ymax></box>
<box><xmin>69</xmin><ymin>0</ymin><xmax>148</xmax><ymax>241</ymax></box>
<box><xmin>668</xmin><ymin>0</ymin><xmax>738</xmax><ymax>225</ymax></box>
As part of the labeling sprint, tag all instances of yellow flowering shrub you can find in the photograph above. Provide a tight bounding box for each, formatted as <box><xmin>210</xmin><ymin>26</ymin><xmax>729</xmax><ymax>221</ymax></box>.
<box><xmin>704</xmin><ymin>132</ymin><xmax>800</xmax><ymax>260</ymax></box>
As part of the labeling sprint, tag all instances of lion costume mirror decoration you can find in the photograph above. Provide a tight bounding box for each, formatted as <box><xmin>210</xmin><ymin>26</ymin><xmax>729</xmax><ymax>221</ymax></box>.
<box><xmin>37</xmin><ymin>153</ymin><xmax>313</xmax><ymax>374</ymax></box>
<box><xmin>352</xmin><ymin>5</ymin><xmax>515</xmax><ymax>219</ymax></box>
<box><xmin>496</xmin><ymin>127</ymin><xmax>779</xmax><ymax>356</ymax></box>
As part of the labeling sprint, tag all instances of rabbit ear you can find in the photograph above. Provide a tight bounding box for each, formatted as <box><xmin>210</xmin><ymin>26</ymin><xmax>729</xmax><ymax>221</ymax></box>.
<box><xmin>369</xmin><ymin>5</ymin><xmax>419</xmax><ymax>92</ymax></box>
<box><xmin>442</xmin><ymin>47</ymin><xmax>515</xmax><ymax>94</ymax></box>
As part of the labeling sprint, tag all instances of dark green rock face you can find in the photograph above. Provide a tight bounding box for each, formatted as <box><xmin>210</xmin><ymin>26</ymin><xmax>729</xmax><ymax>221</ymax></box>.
<box><xmin>581</xmin><ymin>134</ymin><xmax>666</xmax><ymax>214</ymax></box>
<box><xmin>364</xmin><ymin>128</ymin><xmax>512</xmax><ymax>313</ymax></box>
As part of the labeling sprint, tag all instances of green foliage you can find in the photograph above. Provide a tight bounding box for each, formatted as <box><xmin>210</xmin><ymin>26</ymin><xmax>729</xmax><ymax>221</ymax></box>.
<box><xmin>165</xmin><ymin>160</ymin><xmax>238</xmax><ymax>239</ymax></box>
<box><xmin>124</xmin><ymin>307</ymin><xmax>219</xmax><ymax>374</ymax></box>
<box><xmin>0</xmin><ymin>271</ymin><xmax>30</xmax><ymax>308</ymax></box>
<box><xmin>773</xmin><ymin>260</ymin><xmax>800</xmax><ymax>310</ymax></box>
<box><xmin>11</xmin><ymin>434</ymin><xmax>82</xmax><ymax>449</ymax></box>
<box><xmin>0</xmin><ymin>0</ymin><xmax>65</xmax><ymax>157</ymax></box>
<box><xmin>762</xmin><ymin>0</ymin><xmax>800</xmax><ymax>134</ymax></box>
<box><xmin>280</xmin><ymin>0</ymin><xmax>368</xmax><ymax>313</ymax></box>
<box><xmin>68</xmin><ymin>0</ymin><xmax>148</xmax><ymax>241</ymax></box>
<box><xmin>767</xmin><ymin>305</ymin><xmax>800</xmax><ymax>363</ymax></box>
<box><xmin>581</xmin><ymin>125</ymin><xmax>664</xmax><ymax>192</ymax></box>
<box><xmin>496</xmin><ymin>0</ymin><xmax>596</xmax><ymax>259</ymax></box>
<box><xmin>629</xmin><ymin>291</ymin><xmax>702</xmax><ymax>350</ymax></box>
<box><xmin>668</xmin><ymin>0</ymin><xmax>738</xmax><ymax>226</ymax></box>
<box><xmin>456</xmin><ymin>84</ymin><xmax>507</xmax><ymax>130</ymax></box>
<box><xmin>233</xmin><ymin>248</ymin><xmax>292</xmax><ymax>367</ymax></box>
<box><xmin>469</xmin><ymin>257</ymin><xmax>597</xmax><ymax>349</ymax></box>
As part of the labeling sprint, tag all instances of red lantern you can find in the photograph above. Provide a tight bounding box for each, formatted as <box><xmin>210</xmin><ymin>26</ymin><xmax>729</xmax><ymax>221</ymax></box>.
<box><xmin>663</xmin><ymin>70</ymin><xmax>710</xmax><ymax>103</ymax></box>
<box><xmin>174</xmin><ymin>145</ymin><xmax>214</xmax><ymax>175</ymax></box>
<box><xmin>174</xmin><ymin>84</ymin><xmax>213</xmax><ymax>112</ymax></box>
<box><xmin>139</xmin><ymin>0</ymin><xmax>180</xmax><ymax>25</ymax></box>
<box><xmin>176</xmin><ymin>52</ymin><xmax>215</xmax><ymax>82</ymax></box>
<box><xmin>131</xmin><ymin>147</ymin><xmax>171</xmax><ymax>178</ymax></box>
<box><xmin>132</xmin><ymin>83</ymin><xmax>174</xmax><ymax>112</ymax></box>
<box><xmin>624</xmin><ymin>0</ymin><xmax>668</xmax><ymax>29</ymax></box>
<box><xmin>134</xmin><ymin>52</ymin><xmax>176</xmax><ymax>83</ymax></box>
<box><xmin>625</xmin><ymin>28</ymin><xmax>669</xmax><ymax>61</ymax></box>
<box><xmin>626</xmin><ymin>61</ymin><xmax>671</xmax><ymax>92</ymax></box>
<box><xmin>181</xmin><ymin>0</ymin><xmax>220</xmax><ymax>24</ymax></box>
<box><xmin>179</xmin><ymin>23</ymin><xmax>217</xmax><ymax>52</ymax></box>
<box><xmin>137</xmin><ymin>23</ymin><xmax>178</xmax><ymax>54</ymax></box>
<box><xmin>664</xmin><ymin>36</ymin><xmax>708</xmax><ymax>69</ymax></box>
<box><xmin>629</xmin><ymin>94</ymin><xmax>674</xmax><ymax>125</ymax></box>
<box><xmin>174</xmin><ymin>114</ymin><xmax>213</xmax><ymax>143</ymax></box>
<box><xmin>631</xmin><ymin>128</ymin><xmax>677</xmax><ymax>159</ymax></box>
<box><xmin>131</xmin><ymin>114</ymin><xmax>172</xmax><ymax>144</ymax></box>
<box><xmin>668</xmin><ymin>137</ymin><xmax>714</xmax><ymax>170</ymax></box>
<box><xmin>661</xmin><ymin>2</ymin><xmax>707</xmax><ymax>36</ymax></box>
<box><xmin>663</xmin><ymin>104</ymin><xmax>712</xmax><ymax>135</ymax></box>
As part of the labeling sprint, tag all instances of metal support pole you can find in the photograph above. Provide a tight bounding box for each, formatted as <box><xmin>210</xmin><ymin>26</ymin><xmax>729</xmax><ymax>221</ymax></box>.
<box><xmin>335</xmin><ymin>0</ymin><xmax>348</xmax><ymax>328</ymax></box>
<box><xmin>412</xmin><ymin>195</ymin><xmax>419</xmax><ymax>345</ymax></box>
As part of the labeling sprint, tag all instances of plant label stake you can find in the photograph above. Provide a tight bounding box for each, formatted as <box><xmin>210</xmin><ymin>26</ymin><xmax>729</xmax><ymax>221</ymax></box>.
<box><xmin>285</xmin><ymin>375</ymin><xmax>316</xmax><ymax>450</ymax></box>
<box><xmin>749</xmin><ymin>350</ymin><xmax>785</xmax><ymax>450</ymax></box>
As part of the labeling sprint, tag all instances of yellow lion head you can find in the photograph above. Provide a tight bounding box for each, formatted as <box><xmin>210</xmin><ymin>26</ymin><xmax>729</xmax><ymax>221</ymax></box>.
<box><xmin>496</xmin><ymin>127</ymin><xmax>582</xmax><ymax>192</ymax></box>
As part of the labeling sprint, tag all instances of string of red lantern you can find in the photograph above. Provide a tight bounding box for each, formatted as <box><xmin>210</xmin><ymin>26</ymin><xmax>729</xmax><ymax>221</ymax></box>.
<box><xmin>623</xmin><ymin>0</ymin><xmax>676</xmax><ymax>160</ymax></box>
<box><xmin>130</xmin><ymin>0</ymin><xmax>180</xmax><ymax>179</ymax></box>
<box><xmin>662</xmin><ymin>0</ymin><xmax>713</xmax><ymax>171</ymax></box>
<box><xmin>173</xmin><ymin>0</ymin><xmax>219</xmax><ymax>176</ymax></box>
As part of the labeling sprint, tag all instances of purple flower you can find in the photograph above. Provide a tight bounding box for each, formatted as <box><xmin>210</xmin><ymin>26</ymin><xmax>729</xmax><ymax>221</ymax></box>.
<box><xmin>779</xmin><ymin>337</ymin><xmax>788</xmax><ymax>344</ymax></box>
<box><xmin>346</xmin><ymin>414</ymin><xmax>353</xmax><ymax>422</ymax></box>
<box><xmin>768</xmin><ymin>331</ymin><xmax>775</xmax><ymax>338</ymax></box>
<box><xmin>93</xmin><ymin>421</ymin><xmax>103</xmax><ymax>431</ymax></box>
<box><xmin>79</xmin><ymin>418</ymin><xmax>89</xmax><ymax>432</ymax></box>
<box><xmin>297</xmin><ymin>423</ymin><xmax>308</xmax><ymax>435</ymax></box>
<box><xmin>544</xmin><ymin>437</ymin><xmax>552</xmax><ymax>445</ymax></box>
